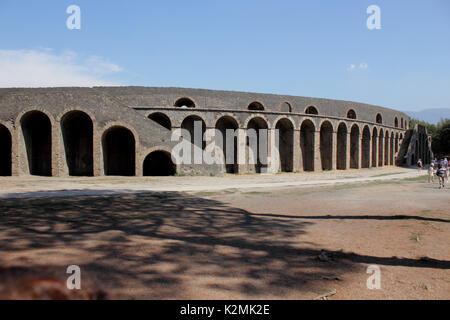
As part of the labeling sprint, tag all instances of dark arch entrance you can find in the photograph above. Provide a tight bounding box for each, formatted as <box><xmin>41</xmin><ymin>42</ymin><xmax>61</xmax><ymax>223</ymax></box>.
<box><xmin>247</xmin><ymin>117</ymin><xmax>268</xmax><ymax>173</ymax></box>
<box><xmin>336</xmin><ymin>123</ymin><xmax>347</xmax><ymax>170</ymax></box>
<box><xmin>0</xmin><ymin>124</ymin><xmax>12</xmax><ymax>176</ymax></box>
<box><xmin>372</xmin><ymin>128</ymin><xmax>378</xmax><ymax>167</ymax></box>
<box><xmin>275</xmin><ymin>118</ymin><xmax>294</xmax><ymax>172</ymax></box>
<box><xmin>149</xmin><ymin>112</ymin><xmax>171</xmax><ymax>130</ymax></box>
<box><xmin>378</xmin><ymin>130</ymin><xmax>384</xmax><ymax>167</ymax></box>
<box><xmin>143</xmin><ymin>151</ymin><xmax>176</xmax><ymax>176</ymax></box>
<box><xmin>181</xmin><ymin>115</ymin><xmax>206</xmax><ymax>150</ymax></box>
<box><xmin>300</xmin><ymin>120</ymin><xmax>315</xmax><ymax>171</ymax></box>
<box><xmin>103</xmin><ymin>126</ymin><xmax>135</xmax><ymax>176</ymax></box>
<box><xmin>174</xmin><ymin>97</ymin><xmax>195</xmax><ymax>108</ymax></box>
<box><xmin>362</xmin><ymin>126</ymin><xmax>371</xmax><ymax>168</ymax></box>
<box><xmin>350</xmin><ymin>125</ymin><xmax>360</xmax><ymax>169</ymax></box>
<box><xmin>320</xmin><ymin>121</ymin><xmax>333</xmax><ymax>170</ymax></box>
<box><xmin>61</xmin><ymin>111</ymin><xmax>93</xmax><ymax>176</ymax></box>
<box><xmin>215</xmin><ymin>116</ymin><xmax>239</xmax><ymax>174</ymax></box>
<box><xmin>21</xmin><ymin>111</ymin><xmax>52</xmax><ymax>176</ymax></box>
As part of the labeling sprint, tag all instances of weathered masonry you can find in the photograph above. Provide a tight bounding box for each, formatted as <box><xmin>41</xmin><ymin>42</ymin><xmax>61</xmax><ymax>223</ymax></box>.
<box><xmin>0</xmin><ymin>87</ymin><xmax>429</xmax><ymax>177</ymax></box>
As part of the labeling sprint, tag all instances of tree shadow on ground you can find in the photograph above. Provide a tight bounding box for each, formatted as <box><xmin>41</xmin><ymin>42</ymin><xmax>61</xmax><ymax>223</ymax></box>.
<box><xmin>0</xmin><ymin>191</ymin><xmax>448</xmax><ymax>299</ymax></box>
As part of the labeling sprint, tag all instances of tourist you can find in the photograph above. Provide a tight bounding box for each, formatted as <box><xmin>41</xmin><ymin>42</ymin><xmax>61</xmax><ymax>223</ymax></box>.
<box><xmin>417</xmin><ymin>158</ymin><xmax>423</xmax><ymax>173</ymax></box>
<box><xmin>444</xmin><ymin>158</ymin><xmax>449</xmax><ymax>183</ymax></box>
<box><xmin>436</xmin><ymin>164</ymin><xmax>446</xmax><ymax>189</ymax></box>
<box><xmin>427</xmin><ymin>163</ymin><xmax>435</xmax><ymax>183</ymax></box>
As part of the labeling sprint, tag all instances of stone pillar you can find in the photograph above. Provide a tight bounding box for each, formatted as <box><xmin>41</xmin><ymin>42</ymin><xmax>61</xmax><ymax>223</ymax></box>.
<box><xmin>293</xmin><ymin>129</ymin><xmax>301</xmax><ymax>172</ymax></box>
<box><xmin>314</xmin><ymin>130</ymin><xmax>321</xmax><ymax>171</ymax></box>
<box><xmin>237</xmin><ymin>128</ymin><xmax>247</xmax><ymax>174</ymax></box>
<box><xmin>331</xmin><ymin>131</ymin><xmax>337</xmax><ymax>170</ymax></box>
<box><xmin>267</xmin><ymin>128</ymin><xmax>278</xmax><ymax>174</ymax></box>
<box><xmin>346</xmin><ymin>132</ymin><xmax>351</xmax><ymax>169</ymax></box>
<box><xmin>368</xmin><ymin>134</ymin><xmax>372</xmax><ymax>168</ymax></box>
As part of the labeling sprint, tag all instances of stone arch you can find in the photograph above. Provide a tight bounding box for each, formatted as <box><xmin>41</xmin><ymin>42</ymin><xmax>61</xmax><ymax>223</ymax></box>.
<box><xmin>279</xmin><ymin>102</ymin><xmax>292</xmax><ymax>113</ymax></box>
<box><xmin>320</xmin><ymin>121</ymin><xmax>333</xmax><ymax>170</ymax></box>
<box><xmin>21</xmin><ymin>110</ymin><xmax>52</xmax><ymax>176</ymax></box>
<box><xmin>401</xmin><ymin>118</ymin><xmax>404</xmax><ymax>129</ymax></box>
<box><xmin>148</xmin><ymin>112</ymin><xmax>171</xmax><ymax>130</ymax></box>
<box><xmin>394</xmin><ymin>117</ymin><xmax>399</xmax><ymax>128</ymax></box>
<box><xmin>61</xmin><ymin>110</ymin><xmax>94</xmax><ymax>176</ymax></box>
<box><xmin>0</xmin><ymin>124</ymin><xmax>12</xmax><ymax>176</ymax></box>
<box><xmin>143</xmin><ymin>150</ymin><xmax>176</xmax><ymax>176</ymax></box>
<box><xmin>376</xmin><ymin>113</ymin><xmax>383</xmax><ymax>124</ymax></box>
<box><xmin>305</xmin><ymin>106</ymin><xmax>319</xmax><ymax>115</ymax></box>
<box><xmin>181</xmin><ymin>115</ymin><xmax>206</xmax><ymax>150</ymax></box>
<box><xmin>361</xmin><ymin>126</ymin><xmax>371</xmax><ymax>168</ymax></box>
<box><xmin>212</xmin><ymin>113</ymin><xmax>242</xmax><ymax>128</ymax></box>
<box><xmin>336</xmin><ymin>122</ymin><xmax>347</xmax><ymax>170</ymax></box>
<box><xmin>248</xmin><ymin>101</ymin><xmax>265</xmax><ymax>111</ymax></box>
<box><xmin>102</xmin><ymin>126</ymin><xmax>135</xmax><ymax>176</ymax></box>
<box><xmin>247</xmin><ymin>116</ymin><xmax>268</xmax><ymax>173</ymax></box>
<box><xmin>275</xmin><ymin>118</ymin><xmax>294</xmax><ymax>172</ymax></box>
<box><xmin>378</xmin><ymin>129</ymin><xmax>384</xmax><ymax>167</ymax></box>
<box><xmin>346</xmin><ymin>109</ymin><xmax>357</xmax><ymax>119</ymax></box>
<box><xmin>215</xmin><ymin>115</ymin><xmax>239</xmax><ymax>174</ymax></box>
<box><xmin>350</xmin><ymin>124</ymin><xmax>360</xmax><ymax>169</ymax></box>
<box><xmin>174</xmin><ymin>97</ymin><xmax>196</xmax><ymax>108</ymax></box>
<box><xmin>300</xmin><ymin>119</ymin><xmax>315</xmax><ymax>171</ymax></box>
<box><xmin>372</xmin><ymin>127</ymin><xmax>378</xmax><ymax>167</ymax></box>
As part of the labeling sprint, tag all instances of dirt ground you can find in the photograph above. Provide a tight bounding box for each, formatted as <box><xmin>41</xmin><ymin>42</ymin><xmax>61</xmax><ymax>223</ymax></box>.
<box><xmin>0</xmin><ymin>169</ymin><xmax>448</xmax><ymax>300</ymax></box>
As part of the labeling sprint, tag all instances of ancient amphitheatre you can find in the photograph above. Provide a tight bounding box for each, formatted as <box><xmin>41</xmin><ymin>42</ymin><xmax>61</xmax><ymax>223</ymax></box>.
<box><xmin>0</xmin><ymin>86</ymin><xmax>428</xmax><ymax>178</ymax></box>
<box><xmin>0</xmin><ymin>87</ymin><xmax>447</xmax><ymax>300</ymax></box>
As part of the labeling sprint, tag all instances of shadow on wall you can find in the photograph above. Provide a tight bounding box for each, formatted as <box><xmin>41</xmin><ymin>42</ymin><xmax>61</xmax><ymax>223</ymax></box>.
<box><xmin>0</xmin><ymin>192</ymin><xmax>448</xmax><ymax>299</ymax></box>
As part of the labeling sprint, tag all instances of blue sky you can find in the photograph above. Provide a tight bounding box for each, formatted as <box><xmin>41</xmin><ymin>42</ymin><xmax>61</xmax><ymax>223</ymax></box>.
<box><xmin>0</xmin><ymin>0</ymin><xmax>449</xmax><ymax>112</ymax></box>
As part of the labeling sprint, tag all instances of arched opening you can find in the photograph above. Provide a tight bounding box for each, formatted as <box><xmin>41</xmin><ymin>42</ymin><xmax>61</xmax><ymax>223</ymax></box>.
<box><xmin>174</xmin><ymin>97</ymin><xmax>195</xmax><ymax>108</ymax></box>
<box><xmin>247</xmin><ymin>117</ymin><xmax>268</xmax><ymax>173</ymax></box>
<box><xmin>248</xmin><ymin>101</ymin><xmax>264</xmax><ymax>111</ymax></box>
<box><xmin>148</xmin><ymin>112</ymin><xmax>171</xmax><ymax>130</ymax></box>
<box><xmin>320</xmin><ymin>121</ymin><xmax>333</xmax><ymax>170</ymax></box>
<box><xmin>347</xmin><ymin>109</ymin><xmax>357</xmax><ymax>119</ymax></box>
<box><xmin>305</xmin><ymin>106</ymin><xmax>318</xmax><ymax>115</ymax></box>
<box><xmin>394</xmin><ymin>117</ymin><xmax>399</xmax><ymax>128</ymax></box>
<box><xmin>275</xmin><ymin>118</ymin><xmax>294</xmax><ymax>172</ymax></box>
<box><xmin>0</xmin><ymin>124</ymin><xmax>12</xmax><ymax>176</ymax></box>
<box><xmin>300</xmin><ymin>120</ymin><xmax>315</xmax><ymax>171</ymax></box>
<box><xmin>143</xmin><ymin>151</ymin><xmax>176</xmax><ymax>176</ymax></box>
<box><xmin>372</xmin><ymin>128</ymin><xmax>378</xmax><ymax>167</ymax></box>
<box><xmin>181</xmin><ymin>115</ymin><xmax>206</xmax><ymax>150</ymax></box>
<box><xmin>376</xmin><ymin>114</ymin><xmax>383</xmax><ymax>124</ymax></box>
<box><xmin>401</xmin><ymin>118</ymin><xmax>404</xmax><ymax>129</ymax></box>
<box><xmin>378</xmin><ymin>130</ymin><xmax>384</xmax><ymax>167</ymax></box>
<box><xmin>361</xmin><ymin>126</ymin><xmax>371</xmax><ymax>168</ymax></box>
<box><xmin>336</xmin><ymin>123</ymin><xmax>347</xmax><ymax>170</ymax></box>
<box><xmin>215</xmin><ymin>116</ymin><xmax>239</xmax><ymax>174</ymax></box>
<box><xmin>384</xmin><ymin>133</ymin><xmax>389</xmax><ymax>165</ymax></box>
<box><xmin>21</xmin><ymin>111</ymin><xmax>52</xmax><ymax>176</ymax></box>
<box><xmin>350</xmin><ymin>125</ymin><xmax>360</xmax><ymax>169</ymax></box>
<box><xmin>61</xmin><ymin>111</ymin><xmax>93</xmax><ymax>176</ymax></box>
<box><xmin>280</xmin><ymin>102</ymin><xmax>292</xmax><ymax>113</ymax></box>
<box><xmin>103</xmin><ymin>126</ymin><xmax>135</xmax><ymax>176</ymax></box>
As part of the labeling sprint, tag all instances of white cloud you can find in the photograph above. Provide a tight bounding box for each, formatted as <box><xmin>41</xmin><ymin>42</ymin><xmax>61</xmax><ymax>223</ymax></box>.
<box><xmin>0</xmin><ymin>49</ymin><xmax>123</xmax><ymax>87</ymax></box>
<box><xmin>348</xmin><ymin>62</ymin><xmax>369</xmax><ymax>71</ymax></box>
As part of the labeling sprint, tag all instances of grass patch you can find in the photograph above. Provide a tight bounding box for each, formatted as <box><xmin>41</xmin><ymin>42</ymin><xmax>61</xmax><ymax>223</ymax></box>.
<box><xmin>243</xmin><ymin>191</ymin><xmax>271</xmax><ymax>195</ymax></box>
<box><xmin>410</xmin><ymin>233</ymin><xmax>422</xmax><ymax>242</ymax></box>
<box><xmin>403</xmin><ymin>175</ymin><xmax>428</xmax><ymax>182</ymax></box>
<box><xmin>372</xmin><ymin>172</ymin><xmax>404</xmax><ymax>178</ymax></box>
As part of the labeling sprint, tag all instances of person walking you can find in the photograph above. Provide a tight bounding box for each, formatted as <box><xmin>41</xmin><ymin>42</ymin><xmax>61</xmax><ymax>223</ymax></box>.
<box><xmin>436</xmin><ymin>164</ymin><xmax>446</xmax><ymax>189</ymax></box>
<box><xmin>417</xmin><ymin>158</ymin><xmax>423</xmax><ymax>173</ymax></box>
<box><xmin>428</xmin><ymin>163</ymin><xmax>435</xmax><ymax>183</ymax></box>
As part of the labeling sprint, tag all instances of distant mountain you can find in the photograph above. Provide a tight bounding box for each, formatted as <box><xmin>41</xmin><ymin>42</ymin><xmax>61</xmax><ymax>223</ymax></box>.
<box><xmin>406</xmin><ymin>108</ymin><xmax>450</xmax><ymax>124</ymax></box>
